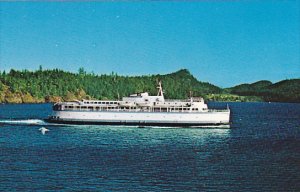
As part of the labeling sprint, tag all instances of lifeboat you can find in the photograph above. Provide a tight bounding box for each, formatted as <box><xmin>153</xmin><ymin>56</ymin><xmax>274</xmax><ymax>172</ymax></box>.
<box><xmin>118</xmin><ymin>101</ymin><xmax>136</xmax><ymax>107</ymax></box>
<box><xmin>136</xmin><ymin>102</ymin><xmax>153</xmax><ymax>107</ymax></box>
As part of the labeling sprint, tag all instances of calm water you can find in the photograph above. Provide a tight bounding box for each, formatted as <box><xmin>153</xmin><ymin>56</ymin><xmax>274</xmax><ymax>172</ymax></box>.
<box><xmin>0</xmin><ymin>102</ymin><xmax>299</xmax><ymax>191</ymax></box>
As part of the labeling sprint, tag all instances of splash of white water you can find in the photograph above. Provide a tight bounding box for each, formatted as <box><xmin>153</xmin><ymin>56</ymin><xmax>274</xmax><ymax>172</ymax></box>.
<box><xmin>0</xmin><ymin>119</ymin><xmax>46</xmax><ymax>125</ymax></box>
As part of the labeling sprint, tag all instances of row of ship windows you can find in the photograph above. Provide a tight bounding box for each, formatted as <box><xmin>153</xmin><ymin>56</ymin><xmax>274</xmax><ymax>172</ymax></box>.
<box><xmin>83</xmin><ymin>101</ymin><xmax>188</xmax><ymax>105</ymax></box>
<box><xmin>84</xmin><ymin>101</ymin><xmax>118</xmax><ymax>105</ymax></box>
<box><xmin>62</xmin><ymin>105</ymin><xmax>201</xmax><ymax>111</ymax></box>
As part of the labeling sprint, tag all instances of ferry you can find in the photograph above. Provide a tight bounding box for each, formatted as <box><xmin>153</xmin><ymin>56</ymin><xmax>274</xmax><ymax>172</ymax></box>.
<box><xmin>45</xmin><ymin>82</ymin><xmax>230</xmax><ymax>127</ymax></box>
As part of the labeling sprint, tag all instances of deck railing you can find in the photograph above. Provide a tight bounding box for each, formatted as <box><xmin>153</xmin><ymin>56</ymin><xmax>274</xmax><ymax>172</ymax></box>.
<box><xmin>208</xmin><ymin>109</ymin><xmax>230</xmax><ymax>112</ymax></box>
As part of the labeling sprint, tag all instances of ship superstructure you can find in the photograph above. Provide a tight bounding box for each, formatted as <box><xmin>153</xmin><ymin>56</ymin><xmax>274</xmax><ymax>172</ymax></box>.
<box><xmin>46</xmin><ymin>82</ymin><xmax>230</xmax><ymax>127</ymax></box>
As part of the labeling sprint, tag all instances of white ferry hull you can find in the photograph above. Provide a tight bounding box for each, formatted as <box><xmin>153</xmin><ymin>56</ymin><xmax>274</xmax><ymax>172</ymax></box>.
<box><xmin>46</xmin><ymin>110</ymin><xmax>230</xmax><ymax>127</ymax></box>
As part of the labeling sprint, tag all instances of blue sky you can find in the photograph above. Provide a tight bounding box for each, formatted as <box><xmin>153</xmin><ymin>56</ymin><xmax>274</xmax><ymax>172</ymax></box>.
<box><xmin>0</xmin><ymin>1</ymin><xmax>299</xmax><ymax>87</ymax></box>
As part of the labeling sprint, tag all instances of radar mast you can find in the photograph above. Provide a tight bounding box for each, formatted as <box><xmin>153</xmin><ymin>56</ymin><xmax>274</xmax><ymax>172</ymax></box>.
<box><xmin>157</xmin><ymin>81</ymin><xmax>164</xmax><ymax>99</ymax></box>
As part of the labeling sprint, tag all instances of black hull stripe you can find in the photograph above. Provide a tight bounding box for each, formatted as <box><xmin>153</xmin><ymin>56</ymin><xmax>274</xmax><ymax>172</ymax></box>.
<box><xmin>44</xmin><ymin>119</ymin><xmax>230</xmax><ymax>127</ymax></box>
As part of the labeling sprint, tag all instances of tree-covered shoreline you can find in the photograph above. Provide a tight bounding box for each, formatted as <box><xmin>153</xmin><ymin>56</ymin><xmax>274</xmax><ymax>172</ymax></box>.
<box><xmin>0</xmin><ymin>68</ymin><xmax>299</xmax><ymax>103</ymax></box>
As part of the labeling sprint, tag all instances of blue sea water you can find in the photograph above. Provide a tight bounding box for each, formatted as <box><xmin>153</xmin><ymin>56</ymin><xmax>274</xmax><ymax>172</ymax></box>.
<box><xmin>0</xmin><ymin>102</ymin><xmax>299</xmax><ymax>191</ymax></box>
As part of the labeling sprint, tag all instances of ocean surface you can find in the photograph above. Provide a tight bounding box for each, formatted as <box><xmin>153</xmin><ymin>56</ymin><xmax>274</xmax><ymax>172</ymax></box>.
<box><xmin>0</xmin><ymin>102</ymin><xmax>299</xmax><ymax>191</ymax></box>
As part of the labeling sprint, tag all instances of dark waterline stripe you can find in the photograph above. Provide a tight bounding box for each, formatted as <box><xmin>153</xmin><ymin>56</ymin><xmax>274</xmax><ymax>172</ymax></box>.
<box><xmin>44</xmin><ymin>119</ymin><xmax>230</xmax><ymax>128</ymax></box>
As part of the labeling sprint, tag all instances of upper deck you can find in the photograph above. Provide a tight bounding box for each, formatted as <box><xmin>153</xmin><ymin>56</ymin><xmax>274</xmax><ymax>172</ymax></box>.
<box><xmin>51</xmin><ymin>81</ymin><xmax>219</xmax><ymax>113</ymax></box>
<box><xmin>52</xmin><ymin>98</ymin><xmax>210</xmax><ymax>113</ymax></box>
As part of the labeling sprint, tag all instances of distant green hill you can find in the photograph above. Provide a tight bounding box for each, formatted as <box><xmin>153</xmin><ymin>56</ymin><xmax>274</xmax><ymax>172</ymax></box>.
<box><xmin>0</xmin><ymin>68</ymin><xmax>298</xmax><ymax>103</ymax></box>
<box><xmin>229</xmin><ymin>80</ymin><xmax>273</xmax><ymax>95</ymax></box>
<box><xmin>229</xmin><ymin>79</ymin><xmax>300</xmax><ymax>103</ymax></box>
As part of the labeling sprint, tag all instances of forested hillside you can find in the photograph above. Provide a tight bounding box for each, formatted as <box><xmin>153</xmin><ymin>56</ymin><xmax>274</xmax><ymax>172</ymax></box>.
<box><xmin>0</xmin><ymin>68</ymin><xmax>221</xmax><ymax>103</ymax></box>
<box><xmin>0</xmin><ymin>68</ymin><xmax>299</xmax><ymax>103</ymax></box>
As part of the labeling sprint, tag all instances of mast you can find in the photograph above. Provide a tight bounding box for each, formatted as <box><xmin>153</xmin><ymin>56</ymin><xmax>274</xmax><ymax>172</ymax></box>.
<box><xmin>190</xmin><ymin>91</ymin><xmax>193</xmax><ymax>103</ymax></box>
<box><xmin>157</xmin><ymin>81</ymin><xmax>164</xmax><ymax>99</ymax></box>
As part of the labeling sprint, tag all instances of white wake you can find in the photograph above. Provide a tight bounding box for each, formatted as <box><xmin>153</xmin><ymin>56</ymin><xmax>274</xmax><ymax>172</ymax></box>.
<box><xmin>0</xmin><ymin>119</ymin><xmax>47</xmax><ymax>126</ymax></box>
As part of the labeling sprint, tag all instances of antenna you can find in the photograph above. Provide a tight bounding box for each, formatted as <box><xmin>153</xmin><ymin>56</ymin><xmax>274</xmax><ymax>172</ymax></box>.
<box><xmin>189</xmin><ymin>91</ymin><xmax>193</xmax><ymax>103</ymax></box>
